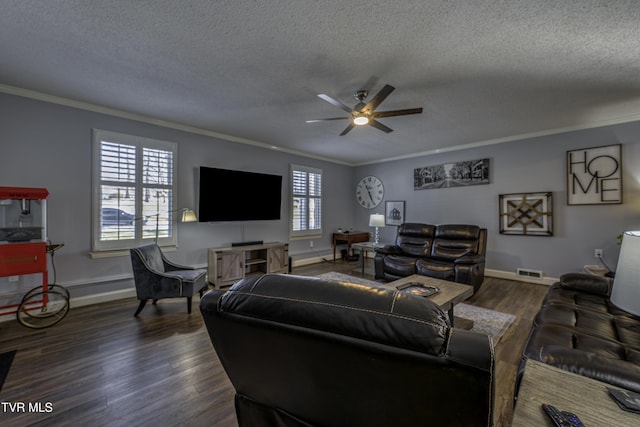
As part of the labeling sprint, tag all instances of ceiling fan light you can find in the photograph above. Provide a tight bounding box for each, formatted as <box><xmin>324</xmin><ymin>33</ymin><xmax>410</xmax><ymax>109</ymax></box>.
<box><xmin>353</xmin><ymin>116</ymin><xmax>369</xmax><ymax>126</ymax></box>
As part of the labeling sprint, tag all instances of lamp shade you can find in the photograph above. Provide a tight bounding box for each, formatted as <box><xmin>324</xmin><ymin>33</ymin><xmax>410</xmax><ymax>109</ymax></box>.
<box><xmin>369</xmin><ymin>214</ymin><xmax>385</xmax><ymax>227</ymax></box>
<box><xmin>610</xmin><ymin>231</ymin><xmax>640</xmax><ymax>316</ymax></box>
<box><xmin>181</xmin><ymin>208</ymin><xmax>198</xmax><ymax>223</ymax></box>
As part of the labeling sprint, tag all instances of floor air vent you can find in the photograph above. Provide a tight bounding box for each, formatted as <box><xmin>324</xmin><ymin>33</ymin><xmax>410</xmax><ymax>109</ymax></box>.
<box><xmin>516</xmin><ymin>268</ymin><xmax>543</xmax><ymax>279</ymax></box>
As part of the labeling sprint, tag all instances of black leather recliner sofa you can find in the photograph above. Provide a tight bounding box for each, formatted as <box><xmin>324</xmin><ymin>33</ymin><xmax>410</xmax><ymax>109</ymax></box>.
<box><xmin>518</xmin><ymin>273</ymin><xmax>640</xmax><ymax>394</ymax></box>
<box><xmin>374</xmin><ymin>223</ymin><xmax>487</xmax><ymax>291</ymax></box>
<box><xmin>201</xmin><ymin>274</ymin><xmax>495</xmax><ymax>426</ymax></box>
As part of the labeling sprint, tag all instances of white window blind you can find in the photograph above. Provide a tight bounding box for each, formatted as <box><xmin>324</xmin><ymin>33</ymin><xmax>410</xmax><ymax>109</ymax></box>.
<box><xmin>291</xmin><ymin>165</ymin><xmax>322</xmax><ymax>237</ymax></box>
<box><xmin>92</xmin><ymin>130</ymin><xmax>177</xmax><ymax>254</ymax></box>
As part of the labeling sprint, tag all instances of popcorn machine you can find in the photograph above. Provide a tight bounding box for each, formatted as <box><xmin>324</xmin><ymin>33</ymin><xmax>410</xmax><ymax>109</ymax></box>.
<box><xmin>0</xmin><ymin>186</ymin><xmax>69</xmax><ymax>328</ymax></box>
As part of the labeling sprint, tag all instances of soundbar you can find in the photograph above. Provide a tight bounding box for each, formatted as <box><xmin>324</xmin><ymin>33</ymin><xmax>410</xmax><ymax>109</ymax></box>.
<box><xmin>231</xmin><ymin>240</ymin><xmax>264</xmax><ymax>247</ymax></box>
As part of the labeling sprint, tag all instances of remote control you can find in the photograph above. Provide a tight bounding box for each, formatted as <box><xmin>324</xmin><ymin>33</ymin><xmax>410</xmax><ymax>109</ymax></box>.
<box><xmin>542</xmin><ymin>404</ymin><xmax>572</xmax><ymax>427</ymax></box>
<box><xmin>561</xmin><ymin>410</ymin><xmax>584</xmax><ymax>427</ymax></box>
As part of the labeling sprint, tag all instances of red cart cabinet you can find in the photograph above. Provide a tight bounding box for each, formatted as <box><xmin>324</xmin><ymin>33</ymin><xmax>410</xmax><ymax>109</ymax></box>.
<box><xmin>0</xmin><ymin>187</ymin><xmax>49</xmax><ymax>316</ymax></box>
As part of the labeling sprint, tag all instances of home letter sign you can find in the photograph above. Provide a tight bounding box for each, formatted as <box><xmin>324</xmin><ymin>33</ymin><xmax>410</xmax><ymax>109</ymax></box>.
<box><xmin>566</xmin><ymin>144</ymin><xmax>621</xmax><ymax>205</ymax></box>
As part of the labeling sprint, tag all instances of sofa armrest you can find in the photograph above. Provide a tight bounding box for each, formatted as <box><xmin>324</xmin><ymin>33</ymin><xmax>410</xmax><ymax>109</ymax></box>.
<box><xmin>454</xmin><ymin>254</ymin><xmax>484</xmax><ymax>265</ymax></box>
<box><xmin>559</xmin><ymin>272</ymin><xmax>612</xmax><ymax>296</ymax></box>
<box><xmin>164</xmin><ymin>259</ymin><xmax>197</xmax><ymax>272</ymax></box>
<box><xmin>446</xmin><ymin>329</ymin><xmax>494</xmax><ymax>372</ymax></box>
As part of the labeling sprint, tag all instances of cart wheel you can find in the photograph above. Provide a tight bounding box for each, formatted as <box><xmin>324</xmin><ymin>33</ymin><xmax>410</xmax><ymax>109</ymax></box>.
<box><xmin>17</xmin><ymin>290</ymin><xmax>69</xmax><ymax>329</ymax></box>
<box><xmin>22</xmin><ymin>284</ymin><xmax>70</xmax><ymax>302</ymax></box>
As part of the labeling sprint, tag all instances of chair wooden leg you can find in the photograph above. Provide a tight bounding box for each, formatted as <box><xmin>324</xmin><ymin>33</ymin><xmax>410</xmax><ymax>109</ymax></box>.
<box><xmin>187</xmin><ymin>296</ymin><xmax>193</xmax><ymax>314</ymax></box>
<box><xmin>152</xmin><ymin>299</ymin><xmax>158</xmax><ymax>305</ymax></box>
<box><xmin>134</xmin><ymin>299</ymin><xmax>147</xmax><ymax>317</ymax></box>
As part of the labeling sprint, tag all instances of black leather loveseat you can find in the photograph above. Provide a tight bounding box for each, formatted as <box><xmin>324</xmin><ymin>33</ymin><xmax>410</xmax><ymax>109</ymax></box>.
<box><xmin>374</xmin><ymin>223</ymin><xmax>487</xmax><ymax>291</ymax></box>
<box><xmin>519</xmin><ymin>273</ymin><xmax>640</xmax><ymax>394</ymax></box>
<box><xmin>201</xmin><ymin>274</ymin><xmax>495</xmax><ymax>426</ymax></box>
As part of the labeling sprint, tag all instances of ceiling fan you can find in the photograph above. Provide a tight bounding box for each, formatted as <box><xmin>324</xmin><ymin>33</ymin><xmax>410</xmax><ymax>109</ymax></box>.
<box><xmin>306</xmin><ymin>84</ymin><xmax>422</xmax><ymax>135</ymax></box>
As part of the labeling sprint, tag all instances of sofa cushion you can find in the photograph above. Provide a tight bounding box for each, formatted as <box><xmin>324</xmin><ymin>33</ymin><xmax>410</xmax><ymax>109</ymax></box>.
<box><xmin>544</xmin><ymin>283</ymin><xmax>634</xmax><ymax>317</ymax></box>
<box><xmin>383</xmin><ymin>255</ymin><xmax>417</xmax><ymax>277</ymax></box>
<box><xmin>430</xmin><ymin>225</ymin><xmax>481</xmax><ymax>261</ymax></box>
<box><xmin>416</xmin><ymin>259</ymin><xmax>455</xmax><ymax>281</ymax></box>
<box><xmin>435</xmin><ymin>224</ymin><xmax>480</xmax><ymax>240</ymax></box>
<box><xmin>534</xmin><ymin>303</ymin><xmax>618</xmax><ymax>341</ymax></box>
<box><xmin>396</xmin><ymin>223</ymin><xmax>435</xmax><ymax>257</ymax></box>
<box><xmin>614</xmin><ymin>316</ymin><xmax>640</xmax><ymax>348</ymax></box>
<box><xmin>525</xmin><ymin>324</ymin><xmax>630</xmax><ymax>360</ymax></box>
<box><xmin>431</xmin><ymin>239</ymin><xmax>477</xmax><ymax>261</ymax></box>
<box><xmin>523</xmin><ymin>324</ymin><xmax>640</xmax><ymax>393</ymax></box>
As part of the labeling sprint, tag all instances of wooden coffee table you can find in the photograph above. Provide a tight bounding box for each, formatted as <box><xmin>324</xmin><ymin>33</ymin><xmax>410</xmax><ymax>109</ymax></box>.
<box><xmin>379</xmin><ymin>274</ymin><xmax>474</xmax><ymax>326</ymax></box>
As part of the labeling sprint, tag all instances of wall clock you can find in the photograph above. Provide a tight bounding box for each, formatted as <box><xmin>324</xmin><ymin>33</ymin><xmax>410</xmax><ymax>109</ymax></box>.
<box><xmin>356</xmin><ymin>176</ymin><xmax>384</xmax><ymax>208</ymax></box>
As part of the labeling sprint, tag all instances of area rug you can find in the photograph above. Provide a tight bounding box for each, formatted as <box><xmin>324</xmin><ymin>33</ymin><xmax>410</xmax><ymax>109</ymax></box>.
<box><xmin>0</xmin><ymin>350</ymin><xmax>17</xmax><ymax>394</ymax></box>
<box><xmin>315</xmin><ymin>272</ymin><xmax>516</xmax><ymax>343</ymax></box>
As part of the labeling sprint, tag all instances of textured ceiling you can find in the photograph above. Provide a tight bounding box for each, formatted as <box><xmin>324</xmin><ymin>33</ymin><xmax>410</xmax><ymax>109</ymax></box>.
<box><xmin>1</xmin><ymin>0</ymin><xmax>639</xmax><ymax>165</ymax></box>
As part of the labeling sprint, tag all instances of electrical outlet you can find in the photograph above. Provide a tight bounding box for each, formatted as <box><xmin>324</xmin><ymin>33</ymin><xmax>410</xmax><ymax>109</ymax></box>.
<box><xmin>309</xmin><ymin>240</ymin><xmax>314</xmax><ymax>248</ymax></box>
<box><xmin>595</xmin><ymin>248</ymin><xmax>603</xmax><ymax>258</ymax></box>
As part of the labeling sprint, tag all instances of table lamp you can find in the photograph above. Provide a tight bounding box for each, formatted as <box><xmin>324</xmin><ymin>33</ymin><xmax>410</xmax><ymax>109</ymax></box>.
<box><xmin>369</xmin><ymin>213</ymin><xmax>385</xmax><ymax>245</ymax></box>
<box><xmin>610</xmin><ymin>231</ymin><xmax>640</xmax><ymax>316</ymax></box>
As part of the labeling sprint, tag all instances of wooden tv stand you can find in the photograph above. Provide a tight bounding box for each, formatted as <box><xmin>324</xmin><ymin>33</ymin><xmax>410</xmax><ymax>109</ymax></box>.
<box><xmin>207</xmin><ymin>242</ymin><xmax>289</xmax><ymax>289</ymax></box>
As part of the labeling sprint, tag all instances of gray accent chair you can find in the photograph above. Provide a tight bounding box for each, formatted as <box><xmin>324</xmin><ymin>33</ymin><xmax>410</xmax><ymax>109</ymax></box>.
<box><xmin>130</xmin><ymin>243</ymin><xmax>207</xmax><ymax>317</ymax></box>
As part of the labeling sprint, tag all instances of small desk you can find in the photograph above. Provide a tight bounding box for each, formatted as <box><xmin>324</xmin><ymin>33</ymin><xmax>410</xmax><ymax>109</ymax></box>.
<box><xmin>332</xmin><ymin>231</ymin><xmax>369</xmax><ymax>261</ymax></box>
<box><xmin>351</xmin><ymin>241</ymin><xmax>386</xmax><ymax>275</ymax></box>
<box><xmin>512</xmin><ymin>360</ymin><xmax>639</xmax><ymax>426</ymax></box>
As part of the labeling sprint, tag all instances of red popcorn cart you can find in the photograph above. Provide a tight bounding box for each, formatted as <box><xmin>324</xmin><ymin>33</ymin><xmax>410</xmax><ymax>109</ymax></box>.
<box><xmin>0</xmin><ymin>186</ymin><xmax>69</xmax><ymax>328</ymax></box>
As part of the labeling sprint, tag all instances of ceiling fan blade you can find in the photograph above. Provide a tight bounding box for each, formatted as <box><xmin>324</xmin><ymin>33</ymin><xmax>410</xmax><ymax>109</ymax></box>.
<box><xmin>362</xmin><ymin>84</ymin><xmax>395</xmax><ymax>112</ymax></box>
<box><xmin>340</xmin><ymin>123</ymin><xmax>355</xmax><ymax>136</ymax></box>
<box><xmin>373</xmin><ymin>107</ymin><xmax>423</xmax><ymax>118</ymax></box>
<box><xmin>318</xmin><ymin>94</ymin><xmax>353</xmax><ymax>113</ymax></box>
<box><xmin>369</xmin><ymin>120</ymin><xmax>394</xmax><ymax>133</ymax></box>
<box><xmin>306</xmin><ymin>117</ymin><xmax>349</xmax><ymax>123</ymax></box>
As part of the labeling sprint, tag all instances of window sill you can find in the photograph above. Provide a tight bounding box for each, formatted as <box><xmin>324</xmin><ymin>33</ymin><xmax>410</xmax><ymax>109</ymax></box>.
<box><xmin>89</xmin><ymin>245</ymin><xmax>177</xmax><ymax>259</ymax></box>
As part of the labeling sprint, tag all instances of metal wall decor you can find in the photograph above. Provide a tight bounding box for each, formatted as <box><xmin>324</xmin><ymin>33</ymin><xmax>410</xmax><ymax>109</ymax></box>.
<box><xmin>566</xmin><ymin>144</ymin><xmax>621</xmax><ymax>205</ymax></box>
<box><xmin>385</xmin><ymin>201</ymin><xmax>405</xmax><ymax>226</ymax></box>
<box><xmin>414</xmin><ymin>158</ymin><xmax>490</xmax><ymax>190</ymax></box>
<box><xmin>499</xmin><ymin>192</ymin><xmax>553</xmax><ymax>236</ymax></box>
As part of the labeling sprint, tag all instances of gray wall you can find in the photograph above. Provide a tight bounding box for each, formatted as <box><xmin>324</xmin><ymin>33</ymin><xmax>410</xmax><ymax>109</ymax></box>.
<box><xmin>2</xmin><ymin>90</ymin><xmax>639</xmax><ymax>303</ymax></box>
<box><xmin>353</xmin><ymin>123</ymin><xmax>640</xmax><ymax>279</ymax></box>
<box><xmin>0</xmin><ymin>93</ymin><xmax>353</xmax><ymax>300</ymax></box>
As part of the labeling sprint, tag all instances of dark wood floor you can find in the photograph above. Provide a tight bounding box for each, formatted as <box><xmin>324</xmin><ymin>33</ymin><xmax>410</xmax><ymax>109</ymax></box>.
<box><xmin>0</xmin><ymin>259</ymin><xmax>548</xmax><ymax>426</ymax></box>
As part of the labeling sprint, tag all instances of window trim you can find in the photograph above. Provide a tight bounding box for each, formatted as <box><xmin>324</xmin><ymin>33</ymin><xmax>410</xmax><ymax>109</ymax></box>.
<box><xmin>290</xmin><ymin>164</ymin><xmax>322</xmax><ymax>239</ymax></box>
<box><xmin>91</xmin><ymin>129</ymin><xmax>178</xmax><ymax>256</ymax></box>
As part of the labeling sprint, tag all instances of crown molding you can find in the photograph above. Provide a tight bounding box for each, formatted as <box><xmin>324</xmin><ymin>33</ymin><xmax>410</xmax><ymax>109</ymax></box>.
<box><xmin>0</xmin><ymin>84</ymin><xmax>353</xmax><ymax>166</ymax></box>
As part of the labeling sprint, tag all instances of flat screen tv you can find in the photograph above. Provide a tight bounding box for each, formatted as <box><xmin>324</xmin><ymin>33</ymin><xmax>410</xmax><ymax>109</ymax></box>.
<box><xmin>198</xmin><ymin>166</ymin><xmax>283</xmax><ymax>222</ymax></box>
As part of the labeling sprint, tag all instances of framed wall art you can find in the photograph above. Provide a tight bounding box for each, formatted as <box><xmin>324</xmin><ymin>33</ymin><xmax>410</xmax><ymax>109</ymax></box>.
<box><xmin>499</xmin><ymin>192</ymin><xmax>553</xmax><ymax>236</ymax></box>
<box><xmin>566</xmin><ymin>144</ymin><xmax>621</xmax><ymax>205</ymax></box>
<box><xmin>414</xmin><ymin>158</ymin><xmax>489</xmax><ymax>190</ymax></box>
<box><xmin>385</xmin><ymin>201</ymin><xmax>405</xmax><ymax>226</ymax></box>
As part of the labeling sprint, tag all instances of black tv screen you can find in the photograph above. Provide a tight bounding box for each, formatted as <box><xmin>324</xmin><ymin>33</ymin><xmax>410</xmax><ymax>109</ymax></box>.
<box><xmin>198</xmin><ymin>166</ymin><xmax>283</xmax><ymax>222</ymax></box>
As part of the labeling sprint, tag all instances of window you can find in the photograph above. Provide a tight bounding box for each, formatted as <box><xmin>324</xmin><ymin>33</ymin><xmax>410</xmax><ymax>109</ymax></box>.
<box><xmin>91</xmin><ymin>129</ymin><xmax>178</xmax><ymax>255</ymax></box>
<box><xmin>291</xmin><ymin>165</ymin><xmax>322</xmax><ymax>237</ymax></box>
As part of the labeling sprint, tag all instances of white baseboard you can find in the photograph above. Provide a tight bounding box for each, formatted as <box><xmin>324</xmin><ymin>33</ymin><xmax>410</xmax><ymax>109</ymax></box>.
<box><xmin>485</xmin><ymin>268</ymin><xmax>557</xmax><ymax>286</ymax></box>
<box><xmin>0</xmin><ymin>288</ymin><xmax>137</xmax><ymax>324</ymax></box>
<box><xmin>70</xmin><ymin>288</ymin><xmax>137</xmax><ymax>308</ymax></box>
<box><xmin>0</xmin><ymin>261</ymin><xmax>558</xmax><ymax>324</ymax></box>
<box><xmin>291</xmin><ymin>255</ymin><xmax>326</xmax><ymax>267</ymax></box>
